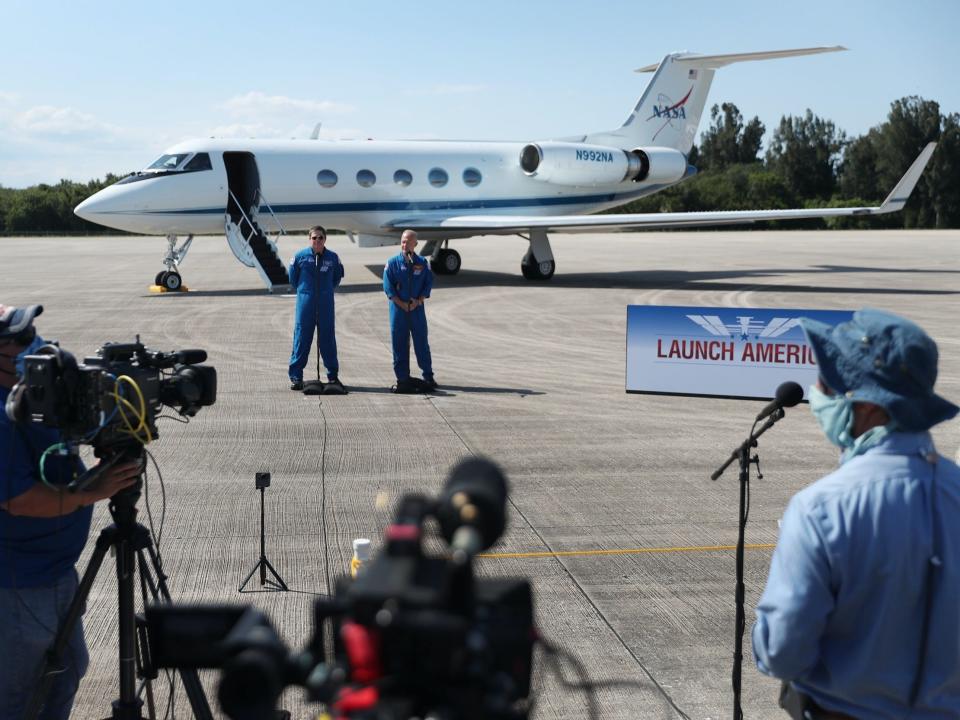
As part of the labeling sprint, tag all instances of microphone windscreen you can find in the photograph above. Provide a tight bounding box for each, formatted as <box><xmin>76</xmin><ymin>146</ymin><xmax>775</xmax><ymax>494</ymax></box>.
<box><xmin>775</xmin><ymin>381</ymin><xmax>805</xmax><ymax>408</ymax></box>
<box><xmin>175</xmin><ymin>349</ymin><xmax>208</xmax><ymax>364</ymax></box>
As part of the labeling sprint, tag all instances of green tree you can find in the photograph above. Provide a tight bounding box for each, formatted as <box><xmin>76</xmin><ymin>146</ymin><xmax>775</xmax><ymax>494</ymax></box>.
<box><xmin>698</xmin><ymin>103</ymin><xmax>765</xmax><ymax>170</ymax></box>
<box><xmin>877</xmin><ymin>97</ymin><xmax>941</xmax><ymax>227</ymax></box>
<box><xmin>839</xmin><ymin>129</ymin><xmax>882</xmax><ymax>201</ymax></box>
<box><xmin>766</xmin><ymin>109</ymin><xmax>845</xmax><ymax>200</ymax></box>
<box><xmin>928</xmin><ymin>112</ymin><xmax>960</xmax><ymax>227</ymax></box>
<box><xmin>0</xmin><ymin>186</ymin><xmax>11</xmax><ymax>232</ymax></box>
<box><xmin>836</xmin><ymin>97</ymin><xmax>956</xmax><ymax>228</ymax></box>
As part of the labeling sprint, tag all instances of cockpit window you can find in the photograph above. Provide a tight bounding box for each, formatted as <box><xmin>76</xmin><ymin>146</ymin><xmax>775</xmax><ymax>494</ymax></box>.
<box><xmin>117</xmin><ymin>151</ymin><xmax>213</xmax><ymax>184</ymax></box>
<box><xmin>184</xmin><ymin>153</ymin><xmax>212</xmax><ymax>171</ymax></box>
<box><xmin>147</xmin><ymin>154</ymin><xmax>190</xmax><ymax>171</ymax></box>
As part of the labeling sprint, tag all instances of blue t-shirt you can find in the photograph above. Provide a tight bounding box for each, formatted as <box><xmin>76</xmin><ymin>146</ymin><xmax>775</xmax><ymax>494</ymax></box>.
<box><xmin>0</xmin><ymin>387</ymin><xmax>91</xmax><ymax>588</ymax></box>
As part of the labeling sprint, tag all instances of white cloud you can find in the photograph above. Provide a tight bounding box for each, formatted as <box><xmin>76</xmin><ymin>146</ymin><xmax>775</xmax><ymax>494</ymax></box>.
<box><xmin>0</xmin><ymin>100</ymin><xmax>163</xmax><ymax>185</ymax></box>
<box><xmin>208</xmin><ymin>120</ymin><xmax>366</xmax><ymax>140</ymax></box>
<box><xmin>12</xmin><ymin>105</ymin><xmax>120</xmax><ymax>139</ymax></box>
<box><xmin>211</xmin><ymin>91</ymin><xmax>359</xmax><ymax>139</ymax></box>
<box><xmin>0</xmin><ymin>91</ymin><xmax>18</xmax><ymax>105</ymax></box>
<box><xmin>222</xmin><ymin>91</ymin><xmax>353</xmax><ymax>118</ymax></box>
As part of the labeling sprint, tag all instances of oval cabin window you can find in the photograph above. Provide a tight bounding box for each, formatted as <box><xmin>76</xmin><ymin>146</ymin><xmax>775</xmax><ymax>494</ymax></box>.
<box><xmin>317</xmin><ymin>170</ymin><xmax>338</xmax><ymax>188</ymax></box>
<box><xmin>463</xmin><ymin>167</ymin><xmax>482</xmax><ymax>187</ymax></box>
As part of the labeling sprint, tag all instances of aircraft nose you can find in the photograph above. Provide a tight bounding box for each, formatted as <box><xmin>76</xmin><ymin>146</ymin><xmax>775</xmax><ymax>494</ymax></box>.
<box><xmin>74</xmin><ymin>182</ymin><xmax>147</xmax><ymax>232</ymax></box>
<box><xmin>74</xmin><ymin>187</ymin><xmax>118</xmax><ymax>223</ymax></box>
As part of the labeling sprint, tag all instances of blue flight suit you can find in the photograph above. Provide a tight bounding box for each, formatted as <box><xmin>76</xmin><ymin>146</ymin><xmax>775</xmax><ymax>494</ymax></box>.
<box><xmin>288</xmin><ymin>247</ymin><xmax>344</xmax><ymax>382</ymax></box>
<box><xmin>383</xmin><ymin>252</ymin><xmax>433</xmax><ymax>381</ymax></box>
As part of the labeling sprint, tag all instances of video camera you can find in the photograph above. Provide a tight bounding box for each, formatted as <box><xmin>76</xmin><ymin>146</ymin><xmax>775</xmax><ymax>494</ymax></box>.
<box><xmin>146</xmin><ymin>458</ymin><xmax>536</xmax><ymax>720</ymax></box>
<box><xmin>5</xmin><ymin>337</ymin><xmax>216</xmax><ymax>456</ymax></box>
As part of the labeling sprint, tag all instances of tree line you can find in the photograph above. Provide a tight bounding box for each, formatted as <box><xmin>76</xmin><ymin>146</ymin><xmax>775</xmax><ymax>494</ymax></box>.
<box><xmin>0</xmin><ymin>174</ymin><xmax>126</xmax><ymax>234</ymax></box>
<box><xmin>620</xmin><ymin>96</ymin><xmax>960</xmax><ymax>229</ymax></box>
<box><xmin>1</xmin><ymin>96</ymin><xmax>957</xmax><ymax>233</ymax></box>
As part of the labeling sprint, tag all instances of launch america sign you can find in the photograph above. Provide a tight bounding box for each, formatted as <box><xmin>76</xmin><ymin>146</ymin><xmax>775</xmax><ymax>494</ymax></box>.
<box><xmin>626</xmin><ymin>305</ymin><xmax>854</xmax><ymax>399</ymax></box>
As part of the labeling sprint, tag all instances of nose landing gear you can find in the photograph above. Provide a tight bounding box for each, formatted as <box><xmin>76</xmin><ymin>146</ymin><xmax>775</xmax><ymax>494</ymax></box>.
<box><xmin>154</xmin><ymin>270</ymin><xmax>183</xmax><ymax>291</ymax></box>
<box><xmin>151</xmin><ymin>234</ymin><xmax>193</xmax><ymax>292</ymax></box>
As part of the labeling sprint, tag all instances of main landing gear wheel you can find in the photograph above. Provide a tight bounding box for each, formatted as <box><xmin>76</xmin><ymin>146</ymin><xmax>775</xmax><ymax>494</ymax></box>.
<box><xmin>432</xmin><ymin>248</ymin><xmax>461</xmax><ymax>275</ymax></box>
<box><xmin>521</xmin><ymin>254</ymin><xmax>555</xmax><ymax>280</ymax></box>
<box><xmin>159</xmin><ymin>271</ymin><xmax>182</xmax><ymax>291</ymax></box>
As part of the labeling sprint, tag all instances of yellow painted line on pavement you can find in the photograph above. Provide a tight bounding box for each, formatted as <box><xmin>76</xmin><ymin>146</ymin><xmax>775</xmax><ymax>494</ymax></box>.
<box><xmin>479</xmin><ymin>543</ymin><xmax>776</xmax><ymax>560</ymax></box>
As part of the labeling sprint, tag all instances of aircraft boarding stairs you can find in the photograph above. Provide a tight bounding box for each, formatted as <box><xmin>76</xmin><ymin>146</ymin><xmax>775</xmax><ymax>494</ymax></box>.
<box><xmin>225</xmin><ymin>189</ymin><xmax>289</xmax><ymax>292</ymax></box>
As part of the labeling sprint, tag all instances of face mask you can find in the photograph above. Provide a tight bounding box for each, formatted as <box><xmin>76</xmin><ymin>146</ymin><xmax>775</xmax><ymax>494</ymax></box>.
<box><xmin>0</xmin><ymin>334</ymin><xmax>46</xmax><ymax>377</ymax></box>
<box><xmin>808</xmin><ymin>385</ymin><xmax>854</xmax><ymax>449</ymax></box>
<box><xmin>808</xmin><ymin>384</ymin><xmax>895</xmax><ymax>463</ymax></box>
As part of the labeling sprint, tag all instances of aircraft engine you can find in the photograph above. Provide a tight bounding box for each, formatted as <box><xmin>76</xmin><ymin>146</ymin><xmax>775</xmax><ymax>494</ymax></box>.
<box><xmin>629</xmin><ymin>146</ymin><xmax>688</xmax><ymax>184</ymax></box>
<box><xmin>519</xmin><ymin>142</ymin><xmax>687</xmax><ymax>186</ymax></box>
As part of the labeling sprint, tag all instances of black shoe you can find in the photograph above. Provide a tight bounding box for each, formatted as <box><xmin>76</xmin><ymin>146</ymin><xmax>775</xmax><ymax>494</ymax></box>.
<box><xmin>290</xmin><ymin>380</ymin><xmax>304</xmax><ymax>391</ymax></box>
<box><xmin>323</xmin><ymin>378</ymin><xmax>349</xmax><ymax>395</ymax></box>
<box><xmin>421</xmin><ymin>377</ymin><xmax>438</xmax><ymax>390</ymax></box>
<box><xmin>393</xmin><ymin>378</ymin><xmax>420</xmax><ymax>394</ymax></box>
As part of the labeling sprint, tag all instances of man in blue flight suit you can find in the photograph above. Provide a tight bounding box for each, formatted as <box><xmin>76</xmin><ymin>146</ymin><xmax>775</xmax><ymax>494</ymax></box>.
<box><xmin>383</xmin><ymin>229</ymin><xmax>437</xmax><ymax>392</ymax></box>
<box><xmin>288</xmin><ymin>226</ymin><xmax>344</xmax><ymax>390</ymax></box>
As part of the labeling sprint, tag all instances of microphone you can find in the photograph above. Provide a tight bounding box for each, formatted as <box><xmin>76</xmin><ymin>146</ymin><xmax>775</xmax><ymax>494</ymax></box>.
<box><xmin>436</xmin><ymin>457</ymin><xmax>508</xmax><ymax>562</ymax></box>
<box><xmin>755</xmin><ymin>381</ymin><xmax>804</xmax><ymax>422</ymax></box>
<box><xmin>172</xmin><ymin>349</ymin><xmax>208</xmax><ymax>365</ymax></box>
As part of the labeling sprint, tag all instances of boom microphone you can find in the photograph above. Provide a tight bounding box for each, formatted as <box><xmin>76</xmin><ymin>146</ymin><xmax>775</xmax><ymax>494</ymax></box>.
<box><xmin>755</xmin><ymin>381</ymin><xmax>804</xmax><ymax>422</ymax></box>
<box><xmin>436</xmin><ymin>457</ymin><xmax>508</xmax><ymax>560</ymax></box>
<box><xmin>173</xmin><ymin>349</ymin><xmax>208</xmax><ymax>365</ymax></box>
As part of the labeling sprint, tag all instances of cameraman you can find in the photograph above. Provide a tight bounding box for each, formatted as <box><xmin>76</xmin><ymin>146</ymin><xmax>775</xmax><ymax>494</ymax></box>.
<box><xmin>0</xmin><ymin>304</ymin><xmax>141</xmax><ymax>720</ymax></box>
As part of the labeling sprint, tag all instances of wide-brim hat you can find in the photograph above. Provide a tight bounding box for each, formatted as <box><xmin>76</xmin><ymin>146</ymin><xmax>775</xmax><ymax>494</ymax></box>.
<box><xmin>0</xmin><ymin>304</ymin><xmax>43</xmax><ymax>341</ymax></box>
<box><xmin>800</xmin><ymin>308</ymin><xmax>958</xmax><ymax>432</ymax></box>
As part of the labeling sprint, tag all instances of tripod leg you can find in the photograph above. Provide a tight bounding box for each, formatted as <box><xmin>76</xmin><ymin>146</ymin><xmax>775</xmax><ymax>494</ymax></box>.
<box><xmin>22</xmin><ymin>529</ymin><xmax>113</xmax><ymax>720</ymax></box>
<box><xmin>262</xmin><ymin>557</ymin><xmax>290</xmax><ymax>591</ymax></box>
<box><xmin>140</xmin><ymin>542</ymin><xmax>214</xmax><ymax>720</ymax></box>
<box><xmin>116</xmin><ymin>534</ymin><xmax>143</xmax><ymax>715</ymax></box>
<box><xmin>238</xmin><ymin>559</ymin><xmax>267</xmax><ymax>592</ymax></box>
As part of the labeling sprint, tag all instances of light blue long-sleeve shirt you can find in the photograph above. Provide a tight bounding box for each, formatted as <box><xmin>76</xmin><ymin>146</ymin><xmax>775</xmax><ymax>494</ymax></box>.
<box><xmin>752</xmin><ymin>431</ymin><xmax>960</xmax><ymax>718</ymax></box>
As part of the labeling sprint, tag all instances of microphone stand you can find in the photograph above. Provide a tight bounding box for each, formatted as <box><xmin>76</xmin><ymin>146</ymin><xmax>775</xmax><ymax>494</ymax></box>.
<box><xmin>711</xmin><ymin>407</ymin><xmax>784</xmax><ymax>720</ymax></box>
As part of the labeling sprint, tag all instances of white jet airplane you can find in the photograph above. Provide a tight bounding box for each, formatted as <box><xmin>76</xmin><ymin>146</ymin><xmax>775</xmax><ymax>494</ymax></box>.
<box><xmin>74</xmin><ymin>46</ymin><xmax>936</xmax><ymax>292</ymax></box>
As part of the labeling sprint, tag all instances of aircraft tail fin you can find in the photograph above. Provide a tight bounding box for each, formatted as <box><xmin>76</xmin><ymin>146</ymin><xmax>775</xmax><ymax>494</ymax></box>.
<box><xmin>584</xmin><ymin>46</ymin><xmax>846</xmax><ymax>153</ymax></box>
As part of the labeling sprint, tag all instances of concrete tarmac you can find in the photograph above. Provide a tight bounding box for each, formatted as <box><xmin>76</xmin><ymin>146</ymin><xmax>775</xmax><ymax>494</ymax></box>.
<box><xmin>2</xmin><ymin>230</ymin><xmax>959</xmax><ymax>719</ymax></box>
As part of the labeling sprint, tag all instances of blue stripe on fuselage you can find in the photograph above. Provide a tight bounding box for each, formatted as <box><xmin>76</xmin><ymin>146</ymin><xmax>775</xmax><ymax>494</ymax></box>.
<box><xmin>139</xmin><ymin>185</ymin><xmax>670</xmax><ymax>216</ymax></box>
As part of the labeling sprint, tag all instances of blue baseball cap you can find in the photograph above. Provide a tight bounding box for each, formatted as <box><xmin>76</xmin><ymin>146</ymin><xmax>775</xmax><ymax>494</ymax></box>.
<box><xmin>799</xmin><ymin>308</ymin><xmax>958</xmax><ymax>432</ymax></box>
<box><xmin>0</xmin><ymin>304</ymin><xmax>43</xmax><ymax>342</ymax></box>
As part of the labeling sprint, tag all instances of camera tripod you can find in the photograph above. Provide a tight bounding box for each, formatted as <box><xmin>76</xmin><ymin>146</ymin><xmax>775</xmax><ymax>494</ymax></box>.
<box><xmin>238</xmin><ymin>472</ymin><xmax>288</xmax><ymax>592</ymax></box>
<box><xmin>24</xmin><ymin>480</ymin><xmax>213</xmax><ymax>720</ymax></box>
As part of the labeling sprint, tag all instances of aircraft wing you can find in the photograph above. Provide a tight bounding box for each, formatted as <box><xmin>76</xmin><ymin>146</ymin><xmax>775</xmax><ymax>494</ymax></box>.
<box><xmin>387</xmin><ymin>143</ymin><xmax>935</xmax><ymax>234</ymax></box>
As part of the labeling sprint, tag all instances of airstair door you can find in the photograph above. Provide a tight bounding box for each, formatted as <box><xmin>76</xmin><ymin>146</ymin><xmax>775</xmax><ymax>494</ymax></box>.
<box><xmin>223</xmin><ymin>152</ymin><xmax>289</xmax><ymax>290</ymax></box>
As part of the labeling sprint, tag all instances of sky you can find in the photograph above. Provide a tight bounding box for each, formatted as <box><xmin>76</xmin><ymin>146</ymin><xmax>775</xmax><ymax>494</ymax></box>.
<box><xmin>1</xmin><ymin>0</ymin><xmax>957</xmax><ymax>187</ymax></box>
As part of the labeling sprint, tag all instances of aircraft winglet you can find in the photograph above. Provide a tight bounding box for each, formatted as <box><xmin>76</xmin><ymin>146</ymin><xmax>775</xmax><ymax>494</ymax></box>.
<box><xmin>877</xmin><ymin>141</ymin><xmax>937</xmax><ymax>212</ymax></box>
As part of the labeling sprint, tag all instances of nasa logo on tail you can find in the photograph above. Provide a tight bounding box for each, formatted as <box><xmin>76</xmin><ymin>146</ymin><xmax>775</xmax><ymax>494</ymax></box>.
<box><xmin>647</xmin><ymin>86</ymin><xmax>693</xmax><ymax>140</ymax></box>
